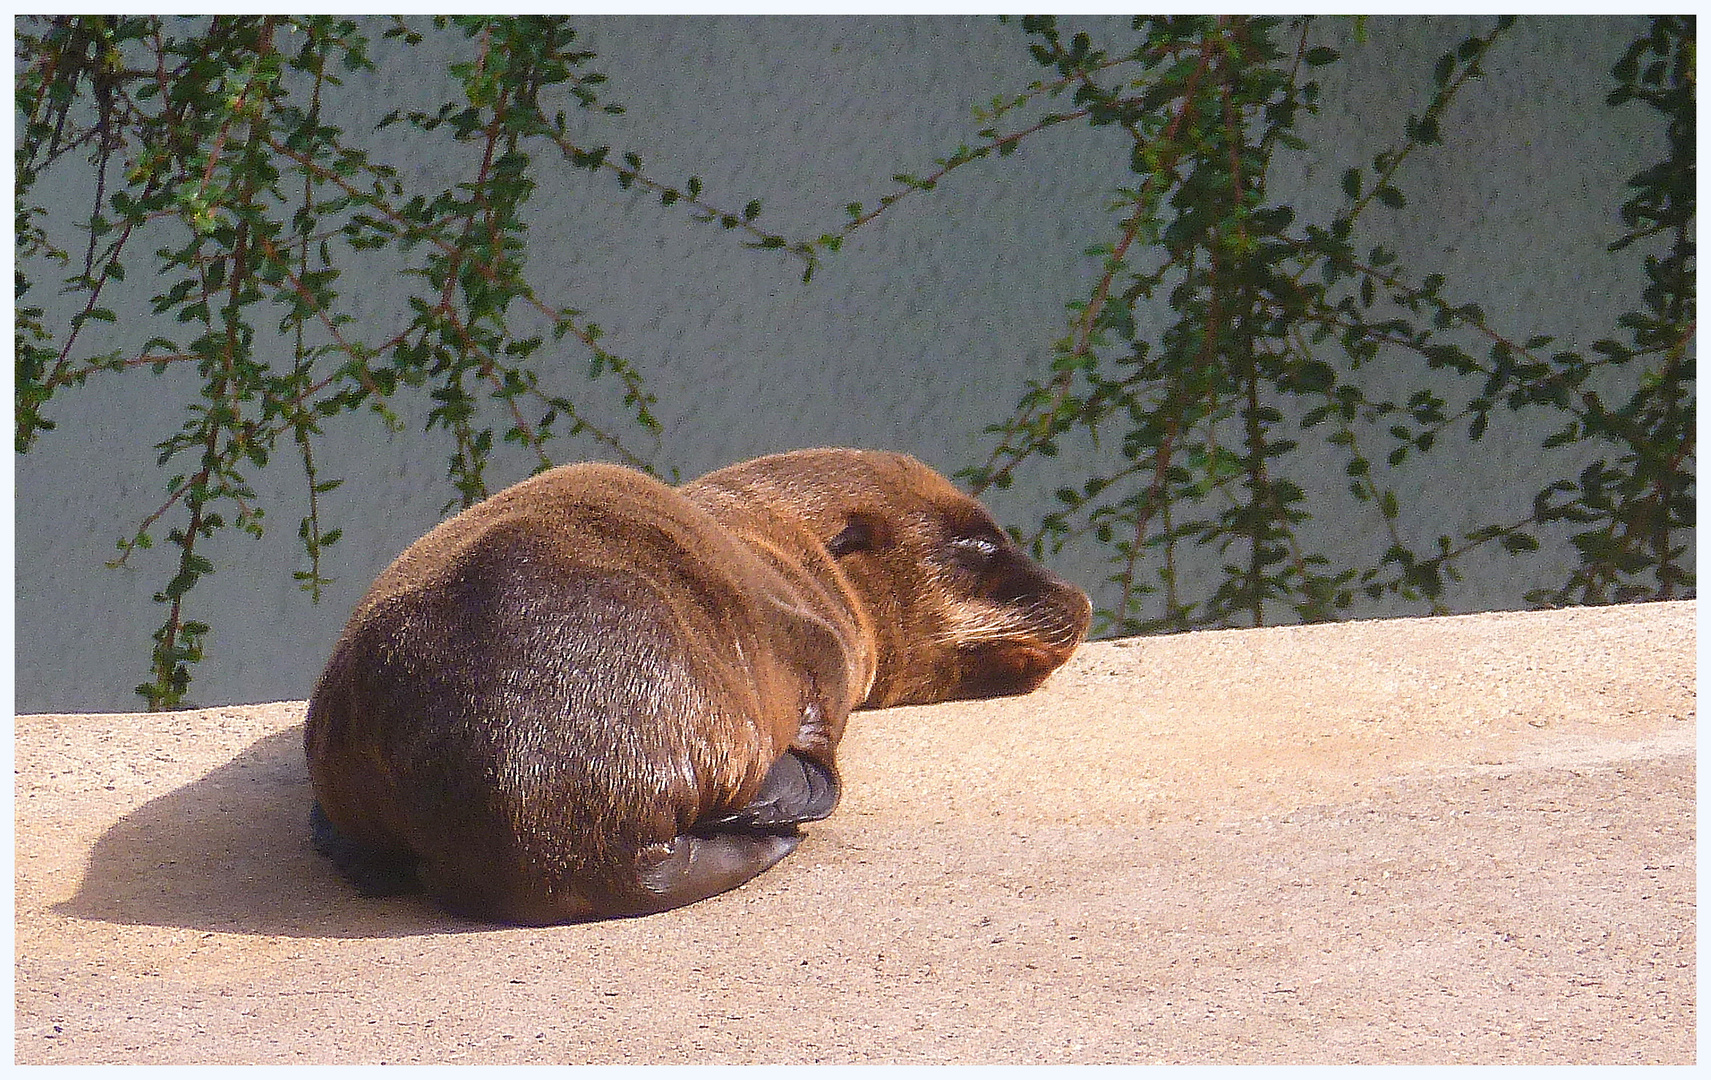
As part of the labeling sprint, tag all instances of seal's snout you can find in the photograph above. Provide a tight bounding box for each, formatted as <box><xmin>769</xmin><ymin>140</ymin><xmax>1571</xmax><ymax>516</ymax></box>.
<box><xmin>952</xmin><ymin>581</ymin><xmax>1091</xmax><ymax>700</ymax></box>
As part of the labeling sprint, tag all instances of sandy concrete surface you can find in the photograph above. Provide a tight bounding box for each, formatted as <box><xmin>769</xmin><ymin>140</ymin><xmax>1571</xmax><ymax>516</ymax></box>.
<box><xmin>14</xmin><ymin>601</ymin><xmax>1696</xmax><ymax>1065</ymax></box>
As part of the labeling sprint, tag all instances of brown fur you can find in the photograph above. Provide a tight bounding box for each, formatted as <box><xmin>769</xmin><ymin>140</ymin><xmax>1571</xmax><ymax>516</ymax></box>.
<box><xmin>304</xmin><ymin>449</ymin><xmax>1090</xmax><ymax>924</ymax></box>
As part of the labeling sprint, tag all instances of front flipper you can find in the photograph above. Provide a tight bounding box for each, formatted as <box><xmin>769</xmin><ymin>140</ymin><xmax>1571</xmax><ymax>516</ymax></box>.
<box><xmin>703</xmin><ymin>748</ymin><xmax>841</xmax><ymax>831</ymax></box>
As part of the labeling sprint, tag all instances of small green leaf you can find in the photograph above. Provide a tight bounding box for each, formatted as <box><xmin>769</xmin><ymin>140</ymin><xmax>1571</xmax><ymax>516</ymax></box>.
<box><xmin>1500</xmin><ymin>532</ymin><xmax>1539</xmax><ymax>554</ymax></box>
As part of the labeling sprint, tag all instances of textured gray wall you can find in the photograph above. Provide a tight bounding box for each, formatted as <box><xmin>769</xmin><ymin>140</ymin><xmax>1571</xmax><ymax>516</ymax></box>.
<box><xmin>14</xmin><ymin>16</ymin><xmax>1679</xmax><ymax>711</ymax></box>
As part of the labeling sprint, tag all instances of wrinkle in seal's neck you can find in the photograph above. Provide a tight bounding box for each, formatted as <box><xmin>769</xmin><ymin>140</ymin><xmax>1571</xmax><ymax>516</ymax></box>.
<box><xmin>692</xmin><ymin>484</ymin><xmax>879</xmax><ymax>703</ymax></box>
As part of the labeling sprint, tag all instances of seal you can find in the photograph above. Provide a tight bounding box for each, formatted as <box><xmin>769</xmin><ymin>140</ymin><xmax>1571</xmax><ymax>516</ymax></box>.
<box><xmin>304</xmin><ymin>448</ymin><xmax>1091</xmax><ymax>924</ymax></box>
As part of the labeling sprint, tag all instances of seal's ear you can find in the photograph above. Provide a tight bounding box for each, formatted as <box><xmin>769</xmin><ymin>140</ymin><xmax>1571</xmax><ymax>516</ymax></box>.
<box><xmin>826</xmin><ymin>512</ymin><xmax>891</xmax><ymax>557</ymax></box>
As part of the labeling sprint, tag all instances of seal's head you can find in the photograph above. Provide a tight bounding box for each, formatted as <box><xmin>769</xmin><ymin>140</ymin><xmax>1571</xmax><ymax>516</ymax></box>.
<box><xmin>682</xmin><ymin>448</ymin><xmax>1093</xmax><ymax>709</ymax></box>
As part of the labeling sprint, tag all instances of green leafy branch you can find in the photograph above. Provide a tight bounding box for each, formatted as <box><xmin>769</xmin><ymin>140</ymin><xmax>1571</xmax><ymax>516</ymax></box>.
<box><xmin>15</xmin><ymin>15</ymin><xmax>800</xmax><ymax>707</ymax></box>
<box><xmin>816</xmin><ymin>14</ymin><xmax>1692</xmax><ymax>632</ymax></box>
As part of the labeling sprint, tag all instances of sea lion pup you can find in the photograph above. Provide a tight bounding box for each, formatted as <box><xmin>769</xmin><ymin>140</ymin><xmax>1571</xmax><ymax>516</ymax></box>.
<box><xmin>304</xmin><ymin>448</ymin><xmax>1091</xmax><ymax>924</ymax></box>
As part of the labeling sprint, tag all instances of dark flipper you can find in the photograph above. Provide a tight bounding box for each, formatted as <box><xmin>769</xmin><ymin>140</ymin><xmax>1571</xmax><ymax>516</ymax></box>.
<box><xmin>310</xmin><ymin>800</ymin><xmax>421</xmax><ymax>897</ymax></box>
<box><xmin>629</xmin><ymin>828</ymin><xmax>802</xmax><ymax>914</ymax></box>
<box><xmin>703</xmin><ymin>748</ymin><xmax>841</xmax><ymax>831</ymax></box>
<box><xmin>621</xmin><ymin>751</ymin><xmax>839</xmax><ymax>916</ymax></box>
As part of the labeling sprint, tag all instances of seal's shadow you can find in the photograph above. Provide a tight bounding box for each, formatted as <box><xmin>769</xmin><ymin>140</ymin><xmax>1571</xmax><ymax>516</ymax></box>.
<box><xmin>56</xmin><ymin>725</ymin><xmax>481</xmax><ymax>939</ymax></box>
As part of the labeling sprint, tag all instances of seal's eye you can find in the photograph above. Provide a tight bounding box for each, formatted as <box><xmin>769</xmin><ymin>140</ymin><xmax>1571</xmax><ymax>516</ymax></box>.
<box><xmin>946</xmin><ymin>533</ymin><xmax>1002</xmax><ymax>573</ymax></box>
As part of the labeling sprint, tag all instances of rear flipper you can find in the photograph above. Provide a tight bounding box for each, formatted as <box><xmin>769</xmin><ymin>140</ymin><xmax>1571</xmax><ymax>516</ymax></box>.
<box><xmin>425</xmin><ymin>828</ymin><xmax>804</xmax><ymax>926</ymax></box>
<box><xmin>310</xmin><ymin>800</ymin><xmax>421</xmax><ymax>897</ymax></box>
<box><xmin>625</xmin><ymin>750</ymin><xmax>840</xmax><ymax>915</ymax></box>
<box><xmin>630</xmin><ymin>828</ymin><xmax>802</xmax><ymax>914</ymax></box>
<box><xmin>703</xmin><ymin>748</ymin><xmax>841</xmax><ymax>830</ymax></box>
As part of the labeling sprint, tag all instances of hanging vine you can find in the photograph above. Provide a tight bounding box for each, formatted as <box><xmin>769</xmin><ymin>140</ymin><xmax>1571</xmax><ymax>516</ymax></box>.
<box><xmin>818</xmin><ymin>14</ymin><xmax>1694</xmax><ymax>634</ymax></box>
<box><xmin>15</xmin><ymin>16</ymin><xmax>1695</xmax><ymax>704</ymax></box>
<box><xmin>15</xmin><ymin>15</ymin><xmax>809</xmax><ymax>707</ymax></box>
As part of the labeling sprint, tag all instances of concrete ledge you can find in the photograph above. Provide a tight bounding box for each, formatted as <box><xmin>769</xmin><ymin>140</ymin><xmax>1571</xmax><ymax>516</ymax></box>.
<box><xmin>14</xmin><ymin>601</ymin><xmax>1696</xmax><ymax>1064</ymax></box>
